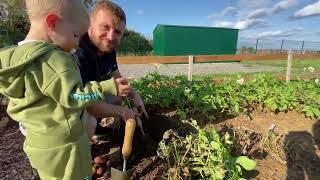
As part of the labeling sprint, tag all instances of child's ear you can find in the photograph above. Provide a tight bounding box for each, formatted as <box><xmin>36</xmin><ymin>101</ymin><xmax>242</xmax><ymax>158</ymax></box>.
<box><xmin>45</xmin><ymin>13</ymin><xmax>59</xmax><ymax>31</ymax></box>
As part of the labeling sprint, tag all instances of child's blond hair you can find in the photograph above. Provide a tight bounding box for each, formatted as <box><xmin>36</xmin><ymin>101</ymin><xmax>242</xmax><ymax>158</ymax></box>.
<box><xmin>25</xmin><ymin>0</ymin><xmax>88</xmax><ymax>22</ymax></box>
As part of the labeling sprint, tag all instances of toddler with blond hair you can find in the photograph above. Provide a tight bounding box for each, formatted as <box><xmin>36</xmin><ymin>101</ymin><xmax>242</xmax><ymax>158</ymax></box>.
<box><xmin>0</xmin><ymin>0</ymin><xmax>131</xmax><ymax>179</ymax></box>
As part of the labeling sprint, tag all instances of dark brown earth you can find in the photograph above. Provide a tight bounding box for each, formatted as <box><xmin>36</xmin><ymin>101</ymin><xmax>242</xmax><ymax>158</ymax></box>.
<box><xmin>1</xmin><ymin>100</ymin><xmax>320</xmax><ymax>180</ymax></box>
<box><xmin>208</xmin><ymin>112</ymin><xmax>320</xmax><ymax>180</ymax></box>
<box><xmin>0</xmin><ymin>105</ymin><xmax>40</xmax><ymax>180</ymax></box>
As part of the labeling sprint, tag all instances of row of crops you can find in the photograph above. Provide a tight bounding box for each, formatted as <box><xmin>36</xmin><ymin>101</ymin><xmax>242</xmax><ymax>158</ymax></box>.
<box><xmin>133</xmin><ymin>73</ymin><xmax>320</xmax><ymax>120</ymax></box>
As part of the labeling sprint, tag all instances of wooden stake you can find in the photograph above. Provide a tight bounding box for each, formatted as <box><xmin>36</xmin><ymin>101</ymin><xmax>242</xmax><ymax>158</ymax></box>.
<box><xmin>188</xmin><ymin>55</ymin><xmax>194</xmax><ymax>81</ymax></box>
<box><xmin>286</xmin><ymin>50</ymin><xmax>293</xmax><ymax>82</ymax></box>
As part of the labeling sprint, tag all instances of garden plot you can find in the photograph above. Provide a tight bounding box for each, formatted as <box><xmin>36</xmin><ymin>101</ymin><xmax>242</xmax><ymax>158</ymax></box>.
<box><xmin>1</xmin><ymin>73</ymin><xmax>320</xmax><ymax>179</ymax></box>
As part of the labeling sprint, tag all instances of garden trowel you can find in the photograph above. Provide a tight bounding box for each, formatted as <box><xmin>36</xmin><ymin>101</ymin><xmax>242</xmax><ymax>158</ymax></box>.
<box><xmin>111</xmin><ymin>118</ymin><xmax>136</xmax><ymax>180</ymax></box>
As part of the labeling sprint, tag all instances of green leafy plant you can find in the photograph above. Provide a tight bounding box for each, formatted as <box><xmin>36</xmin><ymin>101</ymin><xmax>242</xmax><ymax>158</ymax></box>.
<box><xmin>132</xmin><ymin>73</ymin><xmax>320</xmax><ymax>120</ymax></box>
<box><xmin>158</xmin><ymin>120</ymin><xmax>256</xmax><ymax>179</ymax></box>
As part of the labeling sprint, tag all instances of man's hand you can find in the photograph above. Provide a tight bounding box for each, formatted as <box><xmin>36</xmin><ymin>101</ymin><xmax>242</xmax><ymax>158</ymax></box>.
<box><xmin>114</xmin><ymin>78</ymin><xmax>131</xmax><ymax>96</ymax></box>
<box><xmin>112</xmin><ymin>105</ymin><xmax>138</xmax><ymax>122</ymax></box>
<box><xmin>132</xmin><ymin>94</ymin><xmax>149</xmax><ymax>119</ymax></box>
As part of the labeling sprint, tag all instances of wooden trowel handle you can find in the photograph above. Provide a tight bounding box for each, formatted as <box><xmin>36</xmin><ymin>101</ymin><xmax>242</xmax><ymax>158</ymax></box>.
<box><xmin>122</xmin><ymin>118</ymin><xmax>136</xmax><ymax>160</ymax></box>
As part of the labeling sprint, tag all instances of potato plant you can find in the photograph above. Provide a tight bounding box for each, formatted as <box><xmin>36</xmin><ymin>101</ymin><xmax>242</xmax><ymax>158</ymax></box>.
<box><xmin>132</xmin><ymin>73</ymin><xmax>320</xmax><ymax>120</ymax></box>
<box><xmin>158</xmin><ymin>120</ymin><xmax>256</xmax><ymax>179</ymax></box>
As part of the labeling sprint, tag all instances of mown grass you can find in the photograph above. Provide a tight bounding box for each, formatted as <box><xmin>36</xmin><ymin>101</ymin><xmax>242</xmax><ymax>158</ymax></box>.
<box><xmin>242</xmin><ymin>59</ymin><xmax>320</xmax><ymax>69</ymax></box>
<box><xmin>241</xmin><ymin>59</ymin><xmax>320</xmax><ymax>79</ymax></box>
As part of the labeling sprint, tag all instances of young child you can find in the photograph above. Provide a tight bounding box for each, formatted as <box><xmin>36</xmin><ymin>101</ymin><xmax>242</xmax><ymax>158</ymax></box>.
<box><xmin>0</xmin><ymin>0</ymin><xmax>131</xmax><ymax>179</ymax></box>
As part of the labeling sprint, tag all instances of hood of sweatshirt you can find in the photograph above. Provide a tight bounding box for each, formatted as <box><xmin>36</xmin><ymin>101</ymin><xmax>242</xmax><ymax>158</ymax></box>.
<box><xmin>0</xmin><ymin>41</ymin><xmax>57</xmax><ymax>99</ymax></box>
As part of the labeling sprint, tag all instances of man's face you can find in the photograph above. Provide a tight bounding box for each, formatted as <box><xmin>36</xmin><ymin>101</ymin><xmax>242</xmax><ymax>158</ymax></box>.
<box><xmin>89</xmin><ymin>9</ymin><xmax>125</xmax><ymax>53</ymax></box>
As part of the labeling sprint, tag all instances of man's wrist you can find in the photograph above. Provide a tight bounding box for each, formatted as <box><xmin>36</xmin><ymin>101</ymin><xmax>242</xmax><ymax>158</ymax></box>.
<box><xmin>129</xmin><ymin>88</ymin><xmax>138</xmax><ymax>98</ymax></box>
<box><xmin>111</xmin><ymin>105</ymin><xmax>122</xmax><ymax>117</ymax></box>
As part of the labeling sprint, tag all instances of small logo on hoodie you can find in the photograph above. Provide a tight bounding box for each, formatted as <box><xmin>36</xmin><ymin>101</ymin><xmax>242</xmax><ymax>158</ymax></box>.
<box><xmin>70</xmin><ymin>93</ymin><xmax>100</xmax><ymax>101</ymax></box>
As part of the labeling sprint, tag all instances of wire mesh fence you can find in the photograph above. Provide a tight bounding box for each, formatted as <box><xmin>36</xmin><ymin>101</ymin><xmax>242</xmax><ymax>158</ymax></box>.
<box><xmin>238</xmin><ymin>39</ymin><xmax>320</xmax><ymax>54</ymax></box>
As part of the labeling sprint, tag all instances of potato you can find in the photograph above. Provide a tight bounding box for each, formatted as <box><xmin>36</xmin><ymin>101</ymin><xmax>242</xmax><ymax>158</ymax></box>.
<box><xmin>96</xmin><ymin>167</ymin><xmax>106</xmax><ymax>175</ymax></box>
<box><xmin>94</xmin><ymin>155</ymin><xmax>106</xmax><ymax>164</ymax></box>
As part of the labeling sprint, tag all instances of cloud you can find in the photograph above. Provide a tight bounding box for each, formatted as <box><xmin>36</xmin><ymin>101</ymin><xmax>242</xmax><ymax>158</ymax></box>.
<box><xmin>270</xmin><ymin>0</ymin><xmax>298</xmax><ymax>14</ymax></box>
<box><xmin>292</xmin><ymin>1</ymin><xmax>320</xmax><ymax>19</ymax></box>
<box><xmin>246</xmin><ymin>0</ymin><xmax>298</xmax><ymax>19</ymax></box>
<box><xmin>211</xmin><ymin>0</ymin><xmax>297</xmax><ymax>31</ymax></box>
<box><xmin>234</xmin><ymin>19</ymin><xmax>267</xmax><ymax>29</ymax></box>
<box><xmin>137</xmin><ymin>10</ymin><xmax>144</xmax><ymax>15</ymax></box>
<box><xmin>247</xmin><ymin>8</ymin><xmax>269</xmax><ymax>19</ymax></box>
<box><xmin>214</xmin><ymin>21</ymin><xmax>234</xmax><ymax>28</ymax></box>
<box><xmin>256</xmin><ymin>30</ymin><xmax>284</xmax><ymax>38</ymax></box>
<box><xmin>246</xmin><ymin>27</ymin><xmax>305</xmax><ymax>39</ymax></box>
<box><xmin>208</xmin><ymin>6</ymin><xmax>237</xmax><ymax>19</ymax></box>
<box><xmin>214</xmin><ymin>19</ymin><xmax>268</xmax><ymax>30</ymax></box>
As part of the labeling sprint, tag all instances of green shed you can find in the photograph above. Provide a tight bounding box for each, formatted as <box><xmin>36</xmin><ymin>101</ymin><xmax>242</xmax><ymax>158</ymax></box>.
<box><xmin>153</xmin><ymin>24</ymin><xmax>239</xmax><ymax>56</ymax></box>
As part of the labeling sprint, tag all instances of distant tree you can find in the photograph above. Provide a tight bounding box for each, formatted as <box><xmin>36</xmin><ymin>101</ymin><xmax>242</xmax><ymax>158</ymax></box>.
<box><xmin>148</xmin><ymin>38</ymin><xmax>153</xmax><ymax>48</ymax></box>
<box><xmin>247</xmin><ymin>47</ymin><xmax>255</xmax><ymax>54</ymax></box>
<box><xmin>0</xmin><ymin>0</ymin><xmax>29</xmax><ymax>45</ymax></box>
<box><xmin>0</xmin><ymin>0</ymin><xmax>151</xmax><ymax>55</ymax></box>
<box><xmin>117</xmin><ymin>29</ymin><xmax>153</xmax><ymax>55</ymax></box>
<box><xmin>0</xmin><ymin>0</ymin><xmax>93</xmax><ymax>45</ymax></box>
<box><xmin>238</xmin><ymin>46</ymin><xmax>256</xmax><ymax>54</ymax></box>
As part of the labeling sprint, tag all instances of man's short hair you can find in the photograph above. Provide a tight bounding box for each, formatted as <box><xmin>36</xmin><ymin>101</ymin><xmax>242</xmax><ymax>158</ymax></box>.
<box><xmin>91</xmin><ymin>0</ymin><xmax>126</xmax><ymax>24</ymax></box>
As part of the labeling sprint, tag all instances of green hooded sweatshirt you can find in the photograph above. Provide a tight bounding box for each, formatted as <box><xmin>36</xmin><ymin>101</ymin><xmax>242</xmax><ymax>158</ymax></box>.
<box><xmin>0</xmin><ymin>41</ymin><xmax>117</xmax><ymax>179</ymax></box>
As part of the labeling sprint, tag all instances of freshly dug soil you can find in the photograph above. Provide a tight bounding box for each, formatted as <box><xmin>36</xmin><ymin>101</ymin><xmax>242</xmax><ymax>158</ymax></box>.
<box><xmin>0</xmin><ymin>114</ymin><xmax>39</xmax><ymax>180</ymax></box>
<box><xmin>1</xmin><ymin>103</ymin><xmax>320</xmax><ymax>180</ymax></box>
<box><xmin>207</xmin><ymin>111</ymin><xmax>320</xmax><ymax>180</ymax></box>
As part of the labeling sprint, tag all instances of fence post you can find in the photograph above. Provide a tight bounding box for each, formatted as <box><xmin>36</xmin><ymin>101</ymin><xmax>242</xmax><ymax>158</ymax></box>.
<box><xmin>280</xmin><ymin>40</ymin><xmax>284</xmax><ymax>53</ymax></box>
<box><xmin>255</xmin><ymin>38</ymin><xmax>259</xmax><ymax>54</ymax></box>
<box><xmin>286</xmin><ymin>50</ymin><xmax>293</xmax><ymax>82</ymax></box>
<box><xmin>301</xmin><ymin>41</ymin><xmax>305</xmax><ymax>55</ymax></box>
<box><xmin>188</xmin><ymin>55</ymin><xmax>194</xmax><ymax>82</ymax></box>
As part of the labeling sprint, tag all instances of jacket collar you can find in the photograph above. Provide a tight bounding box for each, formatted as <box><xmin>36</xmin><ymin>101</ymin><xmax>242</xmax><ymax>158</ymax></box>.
<box><xmin>79</xmin><ymin>32</ymin><xmax>99</xmax><ymax>55</ymax></box>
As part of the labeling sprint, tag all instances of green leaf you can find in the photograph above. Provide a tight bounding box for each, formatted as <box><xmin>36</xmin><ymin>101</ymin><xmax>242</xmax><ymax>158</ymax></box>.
<box><xmin>234</xmin><ymin>103</ymin><xmax>240</xmax><ymax>113</ymax></box>
<box><xmin>302</xmin><ymin>105</ymin><xmax>311</xmax><ymax>112</ymax></box>
<box><xmin>236</xmin><ymin>156</ymin><xmax>256</xmax><ymax>170</ymax></box>
<box><xmin>210</xmin><ymin>141</ymin><xmax>221</xmax><ymax>150</ymax></box>
<box><xmin>281</xmin><ymin>104</ymin><xmax>288</xmax><ymax>111</ymax></box>
<box><xmin>199</xmin><ymin>134</ymin><xmax>209</xmax><ymax>142</ymax></box>
<box><xmin>225</xmin><ymin>139</ymin><xmax>233</xmax><ymax>145</ymax></box>
<box><xmin>312</xmin><ymin>108</ymin><xmax>320</xmax><ymax>118</ymax></box>
<box><xmin>306</xmin><ymin>110</ymin><xmax>314</xmax><ymax>118</ymax></box>
<box><xmin>216</xmin><ymin>96</ymin><xmax>222</xmax><ymax>105</ymax></box>
<box><xmin>236</xmin><ymin>165</ymin><xmax>242</xmax><ymax>173</ymax></box>
<box><xmin>209</xmin><ymin>128</ymin><xmax>219</xmax><ymax>141</ymax></box>
<box><xmin>176</xmin><ymin>110</ymin><xmax>187</xmax><ymax>119</ymax></box>
<box><xmin>270</xmin><ymin>103</ymin><xmax>278</xmax><ymax>111</ymax></box>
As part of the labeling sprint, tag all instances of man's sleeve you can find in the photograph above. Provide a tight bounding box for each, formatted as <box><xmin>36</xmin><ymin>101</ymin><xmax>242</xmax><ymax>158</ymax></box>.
<box><xmin>111</xmin><ymin>51</ymin><xmax>118</xmax><ymax>72</ymax></box>
<box><xmin>43</xmin><ymin>69</ymin><xmax>117</xmax><ymax>109</ymax></box>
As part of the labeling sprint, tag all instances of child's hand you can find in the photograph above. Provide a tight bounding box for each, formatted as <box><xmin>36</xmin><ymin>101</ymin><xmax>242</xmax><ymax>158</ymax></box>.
<box><xmin>114</xmin><ymin>78</ymin><xmax>131</xmax><ymax>96</ymax></box>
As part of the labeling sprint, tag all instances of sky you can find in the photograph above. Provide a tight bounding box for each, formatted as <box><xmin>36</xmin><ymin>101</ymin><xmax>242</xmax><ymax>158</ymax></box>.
<box><xmin>112</xmin><ymin>0</ymin><xmax>320</xmax><ymax>49</ymax></box>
